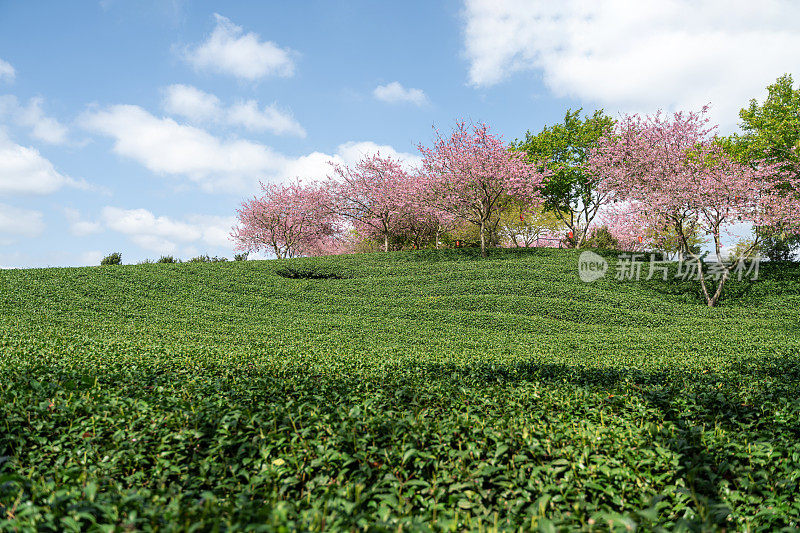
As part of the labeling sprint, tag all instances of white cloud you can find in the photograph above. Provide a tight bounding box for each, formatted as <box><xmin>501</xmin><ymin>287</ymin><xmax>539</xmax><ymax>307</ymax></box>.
<box><xmin>162</xmin><ymin>84</ymin><xmax>221</xmax><ymax>122</ymax></box>
<box><xmin>284</xmin><ymin>141</ymin><xmax>423</xmax><ymax>181</ymax></box>
<box><xmin>101</xmin><ymin>206</ymin><xmax>235</xmax><ymax>254</ymax></box>
<box><xmin>184</xmin><ymin>13</ymin><xmax>295</xmax><ymax>80</ymax></box>
<box><xmin>0</xmin><ymin>95</ymin><xmax>70</xmax><ymax>145</ymax></box>
<box><xmin>64</xmin><ymin>207</ymin><xmax>103</xmax><ymax>236</ymax></box>
<box><xmin>83</xmin><ymin>103</ymin><xmax>418</xmax><ymax>192</ymax></box>
<box><xmin>0</xmin><ymin>131</ymin><xmax>78</xmax><ymax>195</ymax></box>
<box><xmin>81</xmin><ymin>104</ymin><xmax>288</xmax><ymax>192</ymax></box>
<box><xmin>0</xmin><ymin>203</ymin><xmax>45</xmax><ymax>243</ymax></box>
<box><xmin>227</xmin><ymin>100</ymin><xmax>305</xmax><ymax>137</ymax></box>
<box><xmin>79</xmin><ymin>250</ymin><xmax>105</xmax><ymax>266</ymax></box>
<box><xmin>163</xmin><ymin>84</ymin><xmax>305</xmax><ymax>137</ymax></box>
<box><xmin>17</xmin><ymin>97</ymin><xmax>69</xmax><ymax>145</ymax></box>
<box><xmin>0</xmin><ymin>59</ymin><xmax>14</xmax><ymax>83</ymax></box>
<box><xmin>462</xmin><ymin>0</ymin><xmax>800</xmax><ymax>127</ymax></box>
<box><xmin>373</xmin><ymin>82</ymin><xmax>429</xmax><ymax>106</ymax></box>
<box><xmin>186</xmin><ymin>214</ymin><xmax>237</xmax><ymax>247</ymax></box>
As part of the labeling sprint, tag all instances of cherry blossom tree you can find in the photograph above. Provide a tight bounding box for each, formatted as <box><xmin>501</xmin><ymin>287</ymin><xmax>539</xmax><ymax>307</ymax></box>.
<box><xmin>601</xmin><ymin>202</ymin><xmax>707</xmax><ymax>257</ymax></box>
<box><xmin>418</xmin><ymin>121</ymin><xmax>545</xmax><ymax>257</ymax></box>
<box><xmin>231</xmin><ymin>180</ymin><xmax>339</xmax><ymax>259</ymax></box>
<box><xmin>588</xmin><ymin>108</ymin><xmax>800</xmax><ymax>306</ymax></box>
<box><xmin>326</xmin><ymin>153</ymin><xmax>416</xmax><ymax>253</ymax></box>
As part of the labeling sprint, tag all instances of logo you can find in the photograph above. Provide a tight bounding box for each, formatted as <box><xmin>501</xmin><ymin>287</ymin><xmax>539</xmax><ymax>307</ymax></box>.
<box><xmin>578</xmin><ymin>251</ymin><xmax>608</xmax><ymax>282</ymax></box>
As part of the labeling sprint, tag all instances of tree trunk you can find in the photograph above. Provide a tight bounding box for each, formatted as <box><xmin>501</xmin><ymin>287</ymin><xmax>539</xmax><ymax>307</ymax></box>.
<box><xmin>480</xmin><ymin>220</ymin><xmax>487</xmax><ymax>258</ymax></box>
<box><xmin>384</xmin><ymin>233</ymin><xmax>389</xmax><ymax>253</ymax></box>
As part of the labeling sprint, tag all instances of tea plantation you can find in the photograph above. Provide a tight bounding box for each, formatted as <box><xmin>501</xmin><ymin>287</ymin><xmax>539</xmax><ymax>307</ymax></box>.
<box><xmin>1</xmin><ymin>248</ymin><xmax>799</xmax><ymax>531</ymax></box>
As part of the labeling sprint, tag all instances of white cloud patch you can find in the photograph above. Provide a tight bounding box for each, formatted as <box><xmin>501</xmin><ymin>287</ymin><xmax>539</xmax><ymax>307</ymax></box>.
<box><xmin>226</xmin><ymin>100</ymin><xmax>305</xmax><ymax>137</ymax></box>
<box><xmin>184</xmin><ymin>13</ymin><xmax>295</xmax><ymax>81</ymax></box>
<box><xmin>0</xmin><ymin>203</ymin><xmax>45</xmax><ymax>244</ymax></box>
<box><xmin>0</xmin><ymin>95</ymin><xmax>70</xmax><ymax>145</ymax></box>
<box><xmin>17</xmin><ymin>97</ymin><xmax>69</xmax><ymax>145</ymax></box>
<box><xmin>0</xmin><ymin>130</ymin><xmax>79</xmax><ymax>195</ymax></box>
<box><xmin>462</xmin><ymin>0</ymin><xmax>800</xmax><ymax>126</ymax></box>
<box><xmin>284</xmin><ymin>141</ymin><xmax>423</xmax><ymax>181</ymax></box>
<box><xmin>0</xmin><ymin>59</ymin><xmax>14</xmax><ymax>83</ymax></box>
<box><xmin>373</xmin><ymin>82</ymin><xmax>429</xmax><ymax>106</ymax></box>
<box><xmin>101</xmin><ymin>206</ymin><xmax>235</xmax><ymax>254</ymax></box>
<box><xmin>80</xmin><ymin>104</ymin><xmax>288</xmax><ymax>192</ymax></box>
<box><xmin>79</xmin><ymin>250</ymin><xmax>105</xmax><ymax>266</ymax></box>
<box><xmin>64</xmin><ymin>207</ymin><xmax>103</xmax><ymax>236</ymax></box>
<box><xmin>162</xmin><ymin>84</ymin><xmax>221</xmax><ymax>122</ymax></box>
<box><xmin>186</xmin><ymin>214</ymin><xmax>238</xmax><ymax>247</ymax></box>
<box><xmin>82</xmin><ymin>103</ymin><xmax>419</xmax><ymax>192</ymax></box>
<box><xmin>163</xmin><ymin>84</ymin><xmax>305</xmax><ymax>137</ymax></box>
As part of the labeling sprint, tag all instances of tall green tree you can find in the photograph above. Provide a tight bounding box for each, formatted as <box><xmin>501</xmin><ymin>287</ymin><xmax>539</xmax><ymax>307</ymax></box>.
<box><xmin>726</xmin><ymin>74</ymin><xmax>800</xmax><ymax>260</ymax></box>
<box><xmin>730</xmin><ymin>74</ymin><xmax>800</xmax><ymax>174</ymax></box>
<box><xmin>511</xmin><ymin>109</ymin><xmax>615</xmax><ymax>248</ymax></box>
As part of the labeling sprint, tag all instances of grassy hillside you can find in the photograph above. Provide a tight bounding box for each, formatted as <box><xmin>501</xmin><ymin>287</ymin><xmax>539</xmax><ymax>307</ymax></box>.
<box><xmin>1</xmin><ymin>248</ymin><xmax>799</xmax><ymax>531</ymax></box>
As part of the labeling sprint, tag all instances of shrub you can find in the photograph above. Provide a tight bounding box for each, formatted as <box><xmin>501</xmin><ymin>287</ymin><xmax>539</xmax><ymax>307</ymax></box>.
<box><xmin>100</xmin><ymin>252</ymin><xmax>122</xmax><ymax>266</ymax></box>
<box><xmin>585</xmin><ymin>226</ymin><xmax>619</xmax><ymax>250</ymax></box>
<box><xmin>188</xmin><ymin>255</ymin><xmax>229</xmax><ymax>263</ymax></box>
<box><xmin>275</xmin><ymin>265</ymin><xmax>345</xmax><ymax>279</ymax></box>
<box><xmin>156</xmin><ymin>255</ymin><xmax>178</xmax><ymax>264</ymax></box>
<box><xmin>758</xmin><ymin>226</ymin><xmax>800</xmax><ymax>261</ymax></box>
<box><xmin>234</xmin><ymin>253</ymin><xmax>248</xmax><ymax>261</ymax></box>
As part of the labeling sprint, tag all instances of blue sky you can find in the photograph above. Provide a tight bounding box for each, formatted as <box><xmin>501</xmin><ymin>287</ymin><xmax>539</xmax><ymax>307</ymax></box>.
<box><xmin>1</xmin><ymin>0</ymin><xmax>798</xmax><ymax>267</ymax></box>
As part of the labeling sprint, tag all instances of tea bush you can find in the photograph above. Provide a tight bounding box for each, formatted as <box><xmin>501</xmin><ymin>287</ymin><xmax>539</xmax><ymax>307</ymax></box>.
<box><xmin>1</xmin><ymin>249</ymin><xmax>799</xmax><ymax>530</ymax></box>
<box><xmin>100</xmin><ymin>252</ymin><xmax>122</xmax><ymax>266</ymax></box>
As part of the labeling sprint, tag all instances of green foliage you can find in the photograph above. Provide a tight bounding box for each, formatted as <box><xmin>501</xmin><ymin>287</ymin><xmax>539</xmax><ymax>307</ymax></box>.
<box><xmin>757</xmin><ymin>226</ymin><xmax>800</xmax><ymax>261</ymax></box>
<box><xmin>188</xmin><ymin>254</ymin><xmax>229</xmax><ymax>263</ymax></box>
<box><xmin>726</xmin><ymin>74</ymin><xmax>800</xmax><ymax>260</ymax></box>
<box><xmin>1</xmin><ymin>250</ymin><xmax>800</xmax><ymax>530</ymax></box>
<box><xmin>449</xmin><ymin>219</ymin><xmax>500</xmax><ymax>249</ymax></box>
<box><xmin>728</xmin><ymin>74</ymin><xmax>800</xmax><ymax>176</ymax></box>
<box><xmin>728</xmin><ymin>238</ymin><xmax>759</xmax><ymax>262</ymax></box>
<box><xmin>233</xmin><ymin>253</ymin><xmax>249</xmax><ymax>262</ymax></box>
<box><xmin>585</xmin><ymin>226</ymin><xmax>618</xmax><ymax>250</ymax></box>
<box><xmin>156</xmin><ymin>255</ymin><xmax>179</xmax><ymax>264</ymax></box>
<box><xmin>100</xmin><ymin>252</ymin><xmax>121</xmax><ymax>266</ymax></box>
<box><xmin>646</xmin><ymin>220</ymin><xmax>705</xmax><ymax>259</ymax></box>
<box><xmin>512</xmin><ymin>109</ymin><xmax>615</xmax><ymax>246</ymax></box>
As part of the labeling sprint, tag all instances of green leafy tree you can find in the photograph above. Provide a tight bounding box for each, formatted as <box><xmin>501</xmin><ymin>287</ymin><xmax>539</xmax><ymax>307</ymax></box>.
<box><xmin>584</xmin><ymin>226</ymin><xmax>619</xmax><ymax>250</ymax></box>
<box><xmin>726</xmin><ymin>74</ymin><xmax>800</xmax><ymax>259</ymax></box>
<box><xmin>512</xmin><ymin>109</ymin><xmax>615</xmax><ymax>248</ymax></box>
<box><xmin>100</xmin><ymin>252</ymin><xmax>121</xmax><ymax>265</ymax></box>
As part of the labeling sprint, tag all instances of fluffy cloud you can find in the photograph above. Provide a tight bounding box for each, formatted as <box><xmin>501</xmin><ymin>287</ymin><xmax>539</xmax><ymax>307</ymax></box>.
<box><xmin>163</xmin><ymin>84</ymin><xmax>305</xmax><ymax>137</ymax></box>
<box><xmin>81</xmin><ymin>104</ymin><xmax>288</xmax><ymax>192</ymax></box>
<box><xmin>63</xmin><ymin>207</ymin><xmax>103</xmax><ymax>236</ymax></box>
<box><xmin>0</xmin><ymin>59</ymin><xmax>13</xmax><ymax>83</ymax></box>
<box><xmin>462</xmin><ymin>0</ymin><xmax>800</xmax><ymax>126</ymax></box>
<box><xmin>0</xmin><ymin>131</ymin><xmax>78</xmax><ymax>195</ymax></box>
<box><xmin>82</xmin><ymin>104</ymin><xmax>419</xmax><ymax>192</ymax></box>
<box><xmin>184</xmin><ymin>14</ymin><xmax>295</xmax><ymax>80</ymax></box>
<box><xmin>227</xmin><ymin>100</ymin><xmax>305</xmax><ymax>137</ymax></box>
<box><xmin>0</xmin><ymin>203</ymin><xmax>45</xmax><ymax>244</ymax></box>
<box><xmin>0</xmin><ymin>95</ymin><xmax>70</xmax><ymax>145</ymax></box>
<box><xmin>101</xmin><ymin>206</ymin><xmax>235</xmax><ymax>254</ymax></box>
<box><xmin>162</xmin><ymin>84</ymin><xmax>221</xmax><ymax>122</ymax></box>
<box><xmin>373</xmin><ymin>82</ymin><xmax>429</xmax><ymax>106</ymax></box>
